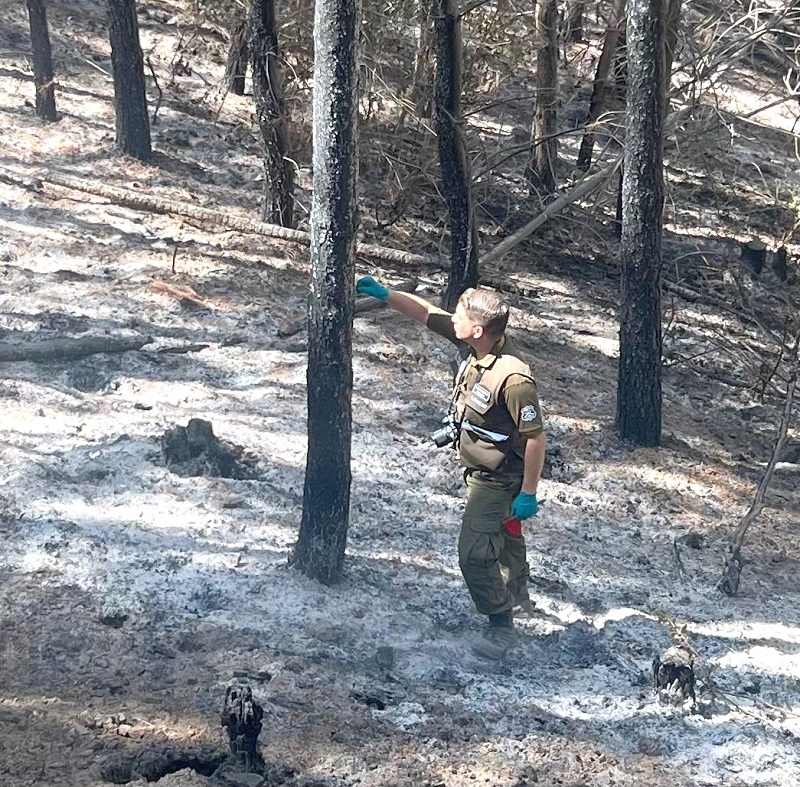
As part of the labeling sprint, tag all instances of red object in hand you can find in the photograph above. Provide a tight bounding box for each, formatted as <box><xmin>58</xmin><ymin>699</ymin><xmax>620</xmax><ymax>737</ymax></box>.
<box><xmin>502</xmin><ymin>516</ymin><xmax>522</xmax><ymax>537</ymax></box>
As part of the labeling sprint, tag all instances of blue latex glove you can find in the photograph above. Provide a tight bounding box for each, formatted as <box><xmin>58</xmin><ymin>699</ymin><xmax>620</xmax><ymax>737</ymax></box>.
<box><xmin>356</xmin><ymin>275</ymin><xmax>389</xmax><ymax>301</ymax></box>
<box><xmin>511</xmin><ymin>491</ymin><xmax>539</xmax><ymax>520</ymax></box>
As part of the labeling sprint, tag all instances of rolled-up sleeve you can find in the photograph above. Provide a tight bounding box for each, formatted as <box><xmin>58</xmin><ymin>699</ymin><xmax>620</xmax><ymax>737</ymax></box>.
<box><xmin>426</xmin><ymin>310</ymin><xmax>458</xmax><ymax>344</ymax></box>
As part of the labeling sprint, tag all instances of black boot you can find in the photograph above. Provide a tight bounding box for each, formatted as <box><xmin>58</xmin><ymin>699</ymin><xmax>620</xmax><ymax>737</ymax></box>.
<box><xmin>472</xmin><ymin>611</ymin><xmax>516</xmax><ymax>660</ymax></box>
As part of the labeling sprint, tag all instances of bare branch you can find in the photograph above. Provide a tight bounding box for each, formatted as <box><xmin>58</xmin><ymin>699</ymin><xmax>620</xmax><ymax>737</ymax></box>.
<box><xmin>478</xmin><ymin>161</ymin><xmax>621</xmax><ymax>267</ymax></box>
<box><xmin>717</xmin><ymin>331</ymin><xmax>800</xmax><ymax>596</ymax></box>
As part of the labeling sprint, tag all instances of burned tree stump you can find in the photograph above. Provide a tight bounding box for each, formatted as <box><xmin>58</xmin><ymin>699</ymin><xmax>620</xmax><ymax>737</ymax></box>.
<box><xmin>717</xmin><ymin>543</ymin><xmax>744</xmax><ymax>596</ymax></box>
<box><xmin>653</xmin><ymin>646</ymin><xmax>696</xmax><ymax>705</ymax></box>
<box><xmin>772</xmin><ymin>245</ymin><xmax>788</xmax><ymax>282</ymax></box>
<box><xmin>160</xmin><ymin>418</ymin><xmax>259</xmax><ymax>479</ymax></box>
<box><xmin>221</xmin><ymin>683</ymin><xmax>264</xmax><ymax>772</ymax></box>
<box><xmin>741</xmin><ymin>239</ymin><xmax>767</xmax><ymax>275</ymax></box>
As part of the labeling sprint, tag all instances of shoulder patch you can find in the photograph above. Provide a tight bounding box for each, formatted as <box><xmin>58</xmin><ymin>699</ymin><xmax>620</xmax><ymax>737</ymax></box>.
<box><xmin>520</xmin><ymin>405</ymin><xmax>538</xmax><ymax>422</ymax></box>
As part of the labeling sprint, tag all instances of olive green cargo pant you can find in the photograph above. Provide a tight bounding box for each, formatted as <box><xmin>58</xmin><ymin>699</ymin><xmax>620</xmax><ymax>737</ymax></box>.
<box><xmin>458</xmin><ymin>466</ymin><xmax>529</xmax><ymax>616</ymax></box>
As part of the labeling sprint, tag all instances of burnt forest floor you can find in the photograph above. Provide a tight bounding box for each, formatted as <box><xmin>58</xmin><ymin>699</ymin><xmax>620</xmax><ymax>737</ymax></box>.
<box><xmin>1</xmin><ymin>1</ymin><xmax>800</xmax><ymax>786</ymax></box>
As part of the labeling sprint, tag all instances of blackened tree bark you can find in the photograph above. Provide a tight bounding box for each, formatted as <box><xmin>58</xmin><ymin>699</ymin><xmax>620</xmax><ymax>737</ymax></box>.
<box><xmin>576</xmin><ymin>0</ymin><xmax>625</xmax><ymax>171</ymax></box>
<box><xmin>612</xmin><ymin>165</ymin><xmax>623</xmax><ymax>240</ymax></box>
<box><xmin>107</xmin><ymin>0</ymin><xmax>151</xmax><ymax>161</ymax></box>
<box><xmin>250</xmin><ymin>0</ymin><xmax>294</xmax><ymax>227</ymax></box>
<box><xmin>225</xmin><ymin>10</ymin><xmax>249</xmax><ymax>96</ymax></box>
<box><xmin>411</xmin><ymin>0</ymin><xmax>434</xmax><ymax>117</ymax></box>
<box><xmin>566</xmin><ymin>0</ymin><xmax>586</xmax><ymax>43</ymax></box>
<box><xmin>292</xmin><ymin>0</ymin><xmax>359</xmax><ymax>586</ymax></box>
<box><xmin>528</xmin><ymin>0</ymin><xmax>559</xmax><ymax>195</ymax></box>
<box><xmin>434</xmin><ymin>0</ymin><xmax>478</xmax><ymax>310</ymax></box>
<box><xmin>616</xmin><ymin>0</ymin><xmax>665</xmax><ymax>446</ymax></box>
<box><xmin>26</xmin><ymin>0</ymin><xmax>57</xmax><ymax>122</ymax></box>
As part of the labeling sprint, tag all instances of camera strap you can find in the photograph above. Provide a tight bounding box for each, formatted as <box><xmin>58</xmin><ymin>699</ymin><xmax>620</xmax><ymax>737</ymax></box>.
<box><xmin>445</xmin><ymin>357</ymin><xmax>470</xmax><ymax>434</ymax></box>
<box><xmin>449</xmin><ymin>358</ymin><xmax>490</xmax><ymax>432</ymax></box>
<box><xmin>451</xmin><ymin>360</ymin><xmax>514</xmax><ymax>445</ymax></box>
<box><xmin>461</xmin><ymin>421</ymin><xmax>509</xmax><ymax>443</ymax></box>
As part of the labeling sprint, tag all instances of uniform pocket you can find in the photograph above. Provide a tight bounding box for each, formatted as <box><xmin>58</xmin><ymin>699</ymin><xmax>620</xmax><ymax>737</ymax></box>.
<box><xmin>464</xmin><ymin>472</ymin><xmax>516</xmax><ymax>532</ymax></box>
<box><xmin>460</xmin><ymin>528</ymin><xmax>504</xmax><ymax>567</ymax></box>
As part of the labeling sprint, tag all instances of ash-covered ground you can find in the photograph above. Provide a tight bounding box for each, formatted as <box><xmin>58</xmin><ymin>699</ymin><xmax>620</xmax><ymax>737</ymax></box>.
<box><xmin>1</xmin><ymin>1</ymin><xmax>800</xmax><ymax>785</ymax></box>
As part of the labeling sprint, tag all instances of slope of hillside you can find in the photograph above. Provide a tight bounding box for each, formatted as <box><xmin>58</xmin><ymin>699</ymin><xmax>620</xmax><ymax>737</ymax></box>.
<box><xmin>1</xmin><ymin>2</ymin><xmax>800</xmax><ymax>786</ymax></box>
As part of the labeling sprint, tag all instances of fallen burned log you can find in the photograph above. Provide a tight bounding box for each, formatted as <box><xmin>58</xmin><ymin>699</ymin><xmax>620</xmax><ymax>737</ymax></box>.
<box><xmin>0</xmin><ymin>334</ymin><xmax>152</xmax><ymax>363</ymax></box>
<box><xmin>3</xmin><ymin>168</ymin><xmax>440</xmax><ymax>270</ymax></box>
<box><xmin>1</xmin><ymin>166</ymin><xmax>609</xmax><ymax>304</ymax></box>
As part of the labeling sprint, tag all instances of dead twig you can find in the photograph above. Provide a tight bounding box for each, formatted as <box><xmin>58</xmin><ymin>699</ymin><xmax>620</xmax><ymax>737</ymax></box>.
<box><xmin>672</xmin><ymin>538</ymin><xmax>686</xmax><ymax>577</ymax></box>
<box><xmin>717</xmin><ymin>330</ymin><xmax>800</xmax><ymax>595</ymax></box>
<box><xmin>150</xmin><ymin>280</ymin><xmax>215</xmax><ymax>309</ymax></box>
<box><xmin>146</xmin><ymin>56</ymin><xmax>163</xmax><ymax>125</ymax></box>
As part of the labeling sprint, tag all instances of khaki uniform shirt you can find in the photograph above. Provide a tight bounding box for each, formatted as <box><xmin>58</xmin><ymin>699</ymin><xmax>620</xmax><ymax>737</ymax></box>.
<box><xmin>427</xmin><ymin>310</ymin><xmax>544</xmax><ymax>472</ymax></box>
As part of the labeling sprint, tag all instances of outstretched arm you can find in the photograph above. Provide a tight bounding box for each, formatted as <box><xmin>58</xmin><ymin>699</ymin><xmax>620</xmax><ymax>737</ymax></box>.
<box><xmin>386</xmin><ymin>290</ymin><xmax>440</xmax><ymax>324</ymax></box>
<box><xmin>357</xmin><ymin>276</ymin><xmax>443</xmax><ymax>325</ymax></box>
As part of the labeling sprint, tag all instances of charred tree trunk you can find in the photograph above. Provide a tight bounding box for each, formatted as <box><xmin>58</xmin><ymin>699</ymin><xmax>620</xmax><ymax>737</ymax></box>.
<box><xmin>741</xmin><ymin>239</ymin><xmax>767</xmax><ymax>275</ymax></box>
<box><xmin>292</xmin><ymin>0</ymin><xmax>360</xmax><ymax>586</ymax></box>
<box><xmin>576</xmin><ymin>0</ymin><xmax>625</xmax><ymax>172</ymax></box>
<box><xmin>528</xmin><ymin>0</ymin><xmax>559</xmax><ymax>195</ymax></box>
<box><xmin>566</xmin><ymin>0</ymin><xmax>586</xmax><ymax>43</ymax></box>
<box><xmin>225</xmin><ymin>11</ymin><xmax>249</xmax><ymax>96</ymax></box>
<box><xmin>616</xmin><ymin>0</ymin><xmax>665</xmax><ymax>446</ymax></box>
<box><xmin>613</xmin><ymin>164</ymin><xmax>623</xmax><ymax>240</ymax></box>
<box><xmin>411</xmin><ymin>0</ymin><xmax>434</xmax><ymax>117</ymax></box>
<box><xmin>250</xmin><ymin>0</ymin><xmax>294</xmax><ymax>227</ymax></box>
<box><xmin>772</xmin><ymin>245</ymin><xmax>788</xmax><ymax>281</ymax></box>
<box><xmin>26</xmin><ymin>0</ymin><xmax>57</xmax><ymax>122</ymax></box>
<box><xmin>433</xmin><ymin>0</ymin><xmax>478</xmax><ymax>310</ymax></box>
<box><xmin>107</xmin><ymin>0</ymin><xmax>151</xmax><ymax>161</ymax></box>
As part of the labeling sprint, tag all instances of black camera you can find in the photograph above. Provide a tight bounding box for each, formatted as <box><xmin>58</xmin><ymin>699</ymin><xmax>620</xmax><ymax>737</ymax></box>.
<box><xmin>431</xmin><ymin>415</ymin><xmax>459</xmax><ymax>448</ymax></box>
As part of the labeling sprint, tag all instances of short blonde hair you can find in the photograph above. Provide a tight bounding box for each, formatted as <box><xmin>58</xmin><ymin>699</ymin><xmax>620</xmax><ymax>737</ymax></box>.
<box><xmin>459</xmin><ymin>288</ymin><xmax>509</xmax><ymax>337</ymax></box>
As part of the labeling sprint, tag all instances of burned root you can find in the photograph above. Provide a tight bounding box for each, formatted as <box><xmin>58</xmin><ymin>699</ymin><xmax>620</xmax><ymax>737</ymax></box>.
<box><xmin>160</xmin><ymin>418</ymin><xmax>259</xmax><ymax>479</ymax></box>
<box><xmin>653</xmin><ymin>646</ymin><xmax>697</xmax><ymax>706</ymax></box>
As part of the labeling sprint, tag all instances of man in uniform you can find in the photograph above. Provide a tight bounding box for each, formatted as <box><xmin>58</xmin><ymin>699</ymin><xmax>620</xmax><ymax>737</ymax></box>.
<box><xmin>356</xmin><ymin>276</ymin><xmax>546</xmax><ymax>660</ymax></box>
